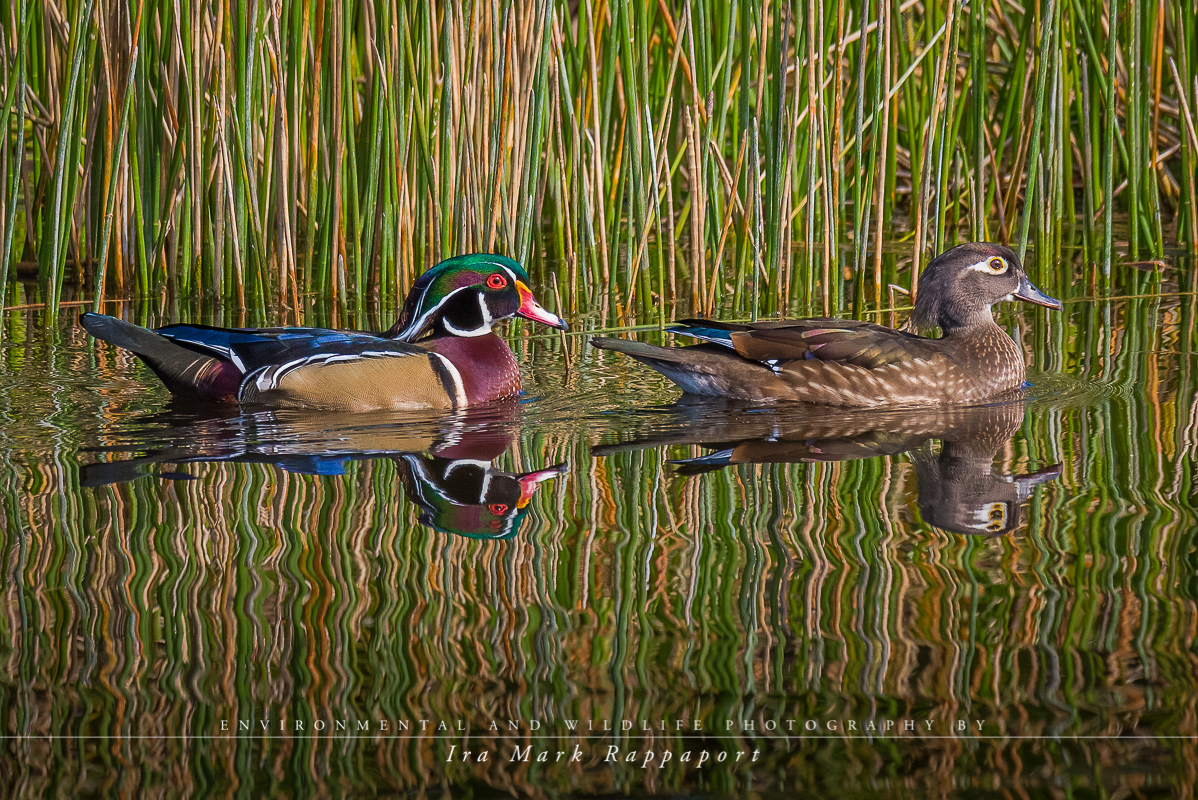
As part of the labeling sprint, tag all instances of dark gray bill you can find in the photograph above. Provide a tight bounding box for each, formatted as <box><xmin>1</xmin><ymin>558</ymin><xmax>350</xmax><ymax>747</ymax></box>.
<box><xmin>1012</xmin><ymin>276</ymin><xmax>1062</xmax><ymax>309</ymax></box>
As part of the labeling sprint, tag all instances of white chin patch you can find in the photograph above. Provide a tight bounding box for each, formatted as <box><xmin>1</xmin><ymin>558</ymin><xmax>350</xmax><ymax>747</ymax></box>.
<box><xmin>442</xmin><ymin>293</ymin><xmax>494</xmax><ymax>338</ymax></box>
<box><xmin>443</xmin><ymin>318</ymin><xmax>491</xmax><ymax>337</ymax></box>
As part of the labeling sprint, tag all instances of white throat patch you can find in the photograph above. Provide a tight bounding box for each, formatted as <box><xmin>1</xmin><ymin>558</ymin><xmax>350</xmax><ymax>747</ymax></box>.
<box><xmin>441</xmin><ymin>293</ymin><xmax>493</xmax><ymax>337</ymax></box>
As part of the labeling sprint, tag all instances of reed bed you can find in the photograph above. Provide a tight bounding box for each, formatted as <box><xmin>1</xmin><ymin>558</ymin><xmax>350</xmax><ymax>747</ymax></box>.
<box><xmin>1</xmin><ymin>0</ymin><xmax>1195</xmax><ymax>326</ymax></box>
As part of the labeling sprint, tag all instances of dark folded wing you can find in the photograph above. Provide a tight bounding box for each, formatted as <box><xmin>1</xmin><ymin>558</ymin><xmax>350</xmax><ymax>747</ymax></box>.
<box><xmin>675</xmin><ymin>317</ymin><xmax>941</xmax><ymax>369</ymax></box>
<box><xmin>156</xmin><ymin>324</ymin><xmax>400</xmax><ymax>373</ymax></box>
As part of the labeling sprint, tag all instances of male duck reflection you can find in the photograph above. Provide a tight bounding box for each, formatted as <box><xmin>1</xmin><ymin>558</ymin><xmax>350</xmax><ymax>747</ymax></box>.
<box><xmin>81</xmin><ymin>405</ymin><xmax>565</xmax><ymax>540</ymax></box>
<box><xmin>593</xmin><ymin>243</ymin><xmax>1061</xmax><ymax>406</ymax></box>
<box><xmin>594</xmin><ymin>401</ymin><xmax>1060</xmax><ymax>536</ymax></box>
<box><xmin>399</xmin><ymin>453</ymin><xmax>563</xmax><ymax>540</ymax></box>
<box><xmin>81</xmin><ymin>254</ymin><xmax>568</xmax><ymax>411</ymax></box>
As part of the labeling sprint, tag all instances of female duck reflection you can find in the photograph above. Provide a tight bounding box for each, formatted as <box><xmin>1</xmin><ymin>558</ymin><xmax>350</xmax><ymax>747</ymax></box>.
<box><xmin>594</xmin><ymin>400</ymin><xmax>1059</xmax><ymax>536</ymax></box>
<box><xmin>81</xmin><ymin>401</ymin><xmax>564</xmax><ymax>540</ymax></box>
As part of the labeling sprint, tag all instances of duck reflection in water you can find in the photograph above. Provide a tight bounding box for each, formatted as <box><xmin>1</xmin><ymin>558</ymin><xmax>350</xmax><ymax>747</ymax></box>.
<box><xmin>595</xmin><ymin>399</ymin><xmax>1060</xmax><ymax>536</ymax></box>
<box><xmin>396</xmin><ymin>452</ymin><xmax>564</xmax><ymax>539</ymax></box>
<box><xmin>81</xmin><ymin>400</ymin><xmax>564</xmax><ymax>540</ymax></box>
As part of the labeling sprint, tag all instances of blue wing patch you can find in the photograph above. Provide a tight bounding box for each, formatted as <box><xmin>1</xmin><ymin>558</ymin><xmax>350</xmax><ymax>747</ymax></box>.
<box><xmin>669</xmin><ymin>448</ymin><xmax>736</xmax><ymax>468</ymax></box>
<box><xmin>670</xmin><ymin>324</ymin><xmax>736</xmax><ymax>348</ymax></box>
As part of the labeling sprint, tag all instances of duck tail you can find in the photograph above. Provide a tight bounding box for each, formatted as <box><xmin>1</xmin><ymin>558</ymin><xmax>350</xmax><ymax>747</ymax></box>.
<box><xmin>591</xmin><ymin>335</ymin><xmax>759</xmax><ymax>398</ymax></box>
<box><xmin>80</xmin><ymin>312</ymin><xmax>241</xmax><ymax>402</ymax></box>
<box><xmin>590</xmin><ymin>336</ymin><xmax>687</xmax><ymax>362</ymax></box>
<box><xmin>81</xmin><ymin>312</ymin><xmax>171</xmax><ymax>355</ymax></box>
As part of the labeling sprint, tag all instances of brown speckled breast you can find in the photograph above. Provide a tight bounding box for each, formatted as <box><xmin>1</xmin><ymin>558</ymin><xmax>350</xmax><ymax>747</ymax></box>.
<box><xmin>943</xmin><ymin>325</ymin><xmax>1027</xmax><ymax>404</ymax></box>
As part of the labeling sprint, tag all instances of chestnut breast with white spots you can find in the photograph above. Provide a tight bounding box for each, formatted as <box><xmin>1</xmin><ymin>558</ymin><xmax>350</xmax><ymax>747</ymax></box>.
<box><xmin>423</xmin><ymin>333</ymin><xmax>523</xmax><ymax>405</ymax></box>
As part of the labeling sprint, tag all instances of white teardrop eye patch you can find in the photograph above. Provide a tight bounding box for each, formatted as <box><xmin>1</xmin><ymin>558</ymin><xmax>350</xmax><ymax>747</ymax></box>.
<box><xmin>968</xmin><ymin>256</ymin><xmax>1010</xmax><ymax>275</ymax></box>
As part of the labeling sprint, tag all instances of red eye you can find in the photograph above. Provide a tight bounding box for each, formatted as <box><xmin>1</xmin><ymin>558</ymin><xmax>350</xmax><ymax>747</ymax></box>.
<box><xmin>488</xmin><ymin>503</ymin><xmax>509</xmax><ymax>515</ymax></box>
<box><xmin>486</xmin><ymin>274</ymin><xmax>507</xmax><ymax>290</ymax></box>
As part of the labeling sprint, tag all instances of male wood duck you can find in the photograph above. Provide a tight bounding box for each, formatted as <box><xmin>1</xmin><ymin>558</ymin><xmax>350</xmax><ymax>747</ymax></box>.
<box><xmin>591</xmin><ymin>242</ymin><xmax>1061</xmax><ymax>407</ymax></box>
<box><xmin>81</xmin><ymin>254</ymin><xmax>569</xmax><ymax>411</ymax></box>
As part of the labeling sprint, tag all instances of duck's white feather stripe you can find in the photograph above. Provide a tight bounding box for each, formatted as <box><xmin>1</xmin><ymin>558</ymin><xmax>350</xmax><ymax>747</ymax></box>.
<box><xmin>240</xmin><ymin>350</ymin><xmax>418</xmax><ymax>398</ymax></box>
<box><xmin>159</xmin><ymin>334</ymin><xmax>248</xmax><ymax>372</ymax></box>
<box><xmin>430</xmin><ymin>353</ymin><xmax>469</xmax><ymax>409</ymax></box>
<box><xmin>395</xmin><ymin>286</ymin><xmax>470</xmax><ymax>340</ymax></box>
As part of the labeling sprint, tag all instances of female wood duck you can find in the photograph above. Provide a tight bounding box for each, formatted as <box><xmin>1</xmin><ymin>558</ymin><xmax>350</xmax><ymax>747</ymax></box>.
<box><xmin>81</xmin><ymin>254</ymin><xmax>569</xmax><ymax>411</ymax></box>
<box><xmin>592</xmin><ymin>243</ymin><xmax>1061</xmax><ymax>407</ymax></box>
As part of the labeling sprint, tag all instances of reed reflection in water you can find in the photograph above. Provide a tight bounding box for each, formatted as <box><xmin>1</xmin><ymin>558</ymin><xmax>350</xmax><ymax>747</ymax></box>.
<box><xmin>1</xmin><ymin>294</ymin><xmax>1197</xmax><ymax>796</ymax></box>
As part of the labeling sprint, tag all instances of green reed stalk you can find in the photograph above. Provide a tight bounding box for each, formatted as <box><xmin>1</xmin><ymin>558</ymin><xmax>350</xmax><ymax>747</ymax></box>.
<box><xmin>1149</xmin><ymin>3</ymin><xmax>1167</xmax><ymax>253</ymax></box>
<box><xmin>519</xmin><ymin>1</ymin><xmax>553</xmax><ymax>266</ymax></box>
<box><xmin>1171</xmin><ymin>55</ymin><xmax>1198</xmax><ymax>249</ymax></box>
<box><xmin>1078</xmin><ymin>55</ymin><xmax>1095</xmax><ymax>259</ymax></box>
<box><xmin>38</xmin><ymin>0</ymin><xmax>97</xmax><ymax>319</ymax></box>
<box><xmin>765</xmin><ymin>3</ymin><xmax>790</xmax><ymax>316</ymax></box>
<box><xmin>929</xmin><ymin>3</ymin><xmax>960</xmax><ymax>258</ymax></box>
<box><xmin>868</xmin><ymin>0</ymin><xmax>891</xmax><ymax>312</ymax></box>
<box><xmin>182</xmin><ymin>0</ymin><xmax>201</xmax><ymax>295</ymax></box>
<box><xmin>0</xmin><ymin>0</ymin><xmax>32</xmax><ymax>314</ymax></box>
<box><xmin>1177</xmin><ymin>3</ymin><xmax>1198</xmax><ymax>249</ymax></box>
<box><xmin>1017</xmin><ymin>0</ymin><xmax>1058</xmax><ymax>263</ymax></box>
<box><xmin>969</xmin><ymin>0</ymin><xmax>986</xmax><ymax>240</ymax></box>
<box><xmin>341</xmin><ymin>29</ymin><xmax>363</xmax><ymax>318</ymax></box>
<box><xmin>751</xmin><ymin>119</ymin><xmax>762</xmax><ymax>321</ymax></box>
<box><xmin>359</xmin><ymin>70</ymin><xmax>385</xmax><ymax>308</ymax></box>
<box><xmin>93</xmin><ymin>37</ymin><xmax>140</xmax><ymax>310</ymax></box>
<box><xmin>850</xmin><ymin>0</ymin><xmax>872</xmax><ymax>281</ymax></box>
<box><xmin>232</xmin><ymin>0</ymin><xmax>256</xmax><ymax>302</ymax></box>
<box><xmin>1129</xmin><ymin>0</ymin><xmax>1142</xmax><ymax>258</ymax></box>
<box><xmin>802</xmin><ymin>0</ymin><xmax>817</xmax><ymax>308</ymax></box>
<box><xmin>1103</xmin><ymin>0</ymin><xmax>1118</xmax><ymax>276</ymax></box>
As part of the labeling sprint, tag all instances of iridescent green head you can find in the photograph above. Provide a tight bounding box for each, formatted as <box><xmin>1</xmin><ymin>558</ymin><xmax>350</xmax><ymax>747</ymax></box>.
<box><xmin>387</xmin><ymin>254</ymin><xmax>568</xmax><ymax>340</ymax></box>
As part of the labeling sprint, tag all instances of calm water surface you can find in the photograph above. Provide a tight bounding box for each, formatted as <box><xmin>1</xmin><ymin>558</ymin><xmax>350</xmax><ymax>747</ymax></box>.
<box><xmin>2</xmin><ymin>285</ymin><xmax>1197</xmax><ymax>797</ymax></box>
